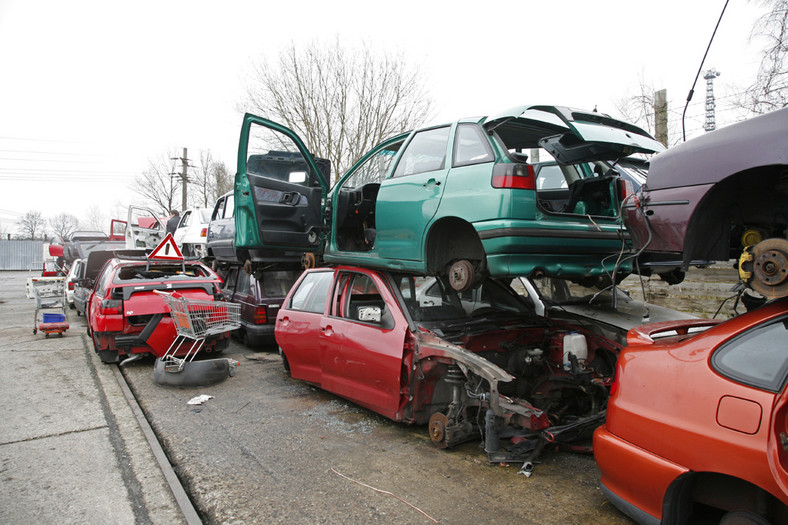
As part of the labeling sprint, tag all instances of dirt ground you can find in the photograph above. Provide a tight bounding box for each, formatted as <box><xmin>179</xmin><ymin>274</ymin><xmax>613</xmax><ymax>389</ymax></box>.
<box><xmin>91</xmin><ymin>264</ymin><xmax>742</xmax><ymax>524</ymax></box>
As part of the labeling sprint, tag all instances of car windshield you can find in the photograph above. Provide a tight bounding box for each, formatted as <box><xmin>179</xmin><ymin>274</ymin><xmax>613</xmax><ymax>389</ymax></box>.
<box><xmin>197</xmin><ymin>209</ymin><xmax>212</xmax><ymax>222</ymax></box>
<box><xmin>114</xmin><ymin>263</ymin><xmax>213</xmax><ymax>283</ymax></box>
<box><xmin>527</xmin><ymin>276</ymin><xmax>629</xmax><ymax>306</ymax></box>
<box><xmin>392</xmin><ymin>275</ymin><xmax>535</xmax><ymax>327</ymax></box>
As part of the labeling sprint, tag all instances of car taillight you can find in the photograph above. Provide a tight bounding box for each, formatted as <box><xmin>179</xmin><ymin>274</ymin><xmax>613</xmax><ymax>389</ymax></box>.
<box><xmin>252</xmin><ymin>305</ymin><xmax>268</xmax><ymax>324</ymax></box>
<box><xmin>200</xmin><ymin>228</ymin><xmax>207</xmax><ymax>238</ymax></box>
<box><xmin>100</xmin><ymin>299</ymin><xmax>122</xmax><ymax>315</ymax></box>
<box><xmin>618</xmin><ymin>178</ymin><xmax>633</xmax><ymax>201</ymax></box>
<box><xmin>68</xmin><ymin>282</ymin><xmax>75</xmax><ymax>291</ymax></box>
<box><xmin>609</xmin><ymin>366</ymin><xmax>621</xmax><ymax>398</ymax></box>
<box><xmin>491</xmin><ymin>163</ymin><xmax>535</xmax><ymax>189</ymax></box>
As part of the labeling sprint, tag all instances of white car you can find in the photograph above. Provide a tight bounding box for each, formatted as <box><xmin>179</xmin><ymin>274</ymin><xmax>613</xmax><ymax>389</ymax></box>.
<box><xmin>173</xmin><ymin>208</ymin><xmax>211</xmax><ymax>258</ymax></box>
<box><xmin>64</xmin><ymin>259</ymin><xmax>85</xmax><ymax>309</ymax></box>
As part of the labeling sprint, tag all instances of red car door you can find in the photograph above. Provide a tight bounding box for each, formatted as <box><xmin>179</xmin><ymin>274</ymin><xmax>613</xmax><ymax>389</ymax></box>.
<box><xmin>277</xmin><ymin>269</ymin><xmax>335</xmax><ymax>385</ymax></box>
<box><xmin>319</xmin><ymin>269</ymin><xmax>408</xmax><ymax>420</ymax></box>
<box><xmin>769</xmin><ymin>384</ymin><xmax>788</xmax><ymax>501</ymax></box>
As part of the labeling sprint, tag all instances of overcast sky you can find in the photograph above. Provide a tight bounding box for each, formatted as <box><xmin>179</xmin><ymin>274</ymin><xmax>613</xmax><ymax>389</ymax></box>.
<box><xmin>0</xmin><ymin>0</ymin><xmax>768</xmax><ymax>235</ymax></box>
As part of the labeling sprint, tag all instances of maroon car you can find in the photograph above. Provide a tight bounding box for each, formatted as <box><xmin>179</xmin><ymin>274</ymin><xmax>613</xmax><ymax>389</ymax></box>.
<box><xmin>624</xmin><ymin>107</ymin><xmax>788</xmax><ymax>295</ymax></box>
<box><xmin>275</xmin><ymin>265</ymin><xmax>621</xmax><ymax>470</ymax></box>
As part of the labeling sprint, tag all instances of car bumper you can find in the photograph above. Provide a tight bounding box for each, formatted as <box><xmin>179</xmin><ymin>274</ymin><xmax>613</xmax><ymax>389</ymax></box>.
<box><xmin>475</xmin><ymin>220</ymin><xmax>631</xmax><ymax>277</ymax></box>
<box><xmin>594</xmin><ymin>424</ymin><xmax>689</xmax><ymax>525</ymax></box>
<box><xmin>240</xmin><ymin>321</ymin><xmax>276</xmax><ymax>346</ymax></box>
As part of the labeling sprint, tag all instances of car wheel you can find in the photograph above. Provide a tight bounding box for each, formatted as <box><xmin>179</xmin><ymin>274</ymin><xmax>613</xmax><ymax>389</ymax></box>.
<box><xmin>279</xmin><ymin>347</ymin><xmax>291</xmax><ymax>376</ymax></box>
<box><xmin>658</xmin><ymin>268</ymin><xmax>686</xmax><ymax>285</ymax></box>
<box><xmin>719</xmin><ymin>510</ymin><xmax>771</xmax><ymax>525</ymax></box>
<box><xmin>447</xmin><ymin>259</ymin><xmax>474</xmax><ymax>292</ymax></box>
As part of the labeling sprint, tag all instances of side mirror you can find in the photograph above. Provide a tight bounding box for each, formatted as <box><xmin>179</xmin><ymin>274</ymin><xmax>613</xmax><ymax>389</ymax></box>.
<box><xmin>357</xmin><ymin>306</ymin><xmax>381</xmax><ymax>323</ymax></box>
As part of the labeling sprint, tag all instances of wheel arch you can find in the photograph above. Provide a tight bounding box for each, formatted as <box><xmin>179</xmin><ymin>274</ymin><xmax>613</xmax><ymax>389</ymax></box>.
<box><xmin>662</xmin><ymin>471</ymin><xmax>786</xmax><ymax>525</ymax></box>
<box><xmin>683</xmin><ymin>165</ymin><xmax>788</xmax><ymax>267</ymax></box>
<box><xmin>424</xmin><ymin>217</ymin><xmax>486</xmax><ymax>275</ymax></box>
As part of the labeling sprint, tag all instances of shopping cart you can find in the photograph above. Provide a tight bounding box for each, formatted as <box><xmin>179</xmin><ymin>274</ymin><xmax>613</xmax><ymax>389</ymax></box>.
<box><xmin>153</xmin><ymin>291</ymin><xmax>241</xmax><ymax>373</ymax></box>
<box><xmin>30</xmin><ymin>276</ymin><xmax>69</xmax><ymax>337</ymax></box>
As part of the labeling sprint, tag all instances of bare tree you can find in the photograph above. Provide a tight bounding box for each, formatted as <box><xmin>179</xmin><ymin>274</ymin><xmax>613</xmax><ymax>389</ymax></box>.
<box><xmin>133</xmin><ymin>151</ymin><xmax>180</xmax><ymax>216</ymax></box>
<box><xmin>16</xmin><ymin>210</ymin><xmax>46</xmax><ymax>240</ymax></box>
<box><xmin>239</xmin><ymin>39</ymin><xmax>434</xmax><ymax>182</ymax></box>
<box><xmin>82</xmin><ymin>205</ymin><xmax>107</xmax><ymax>232</ymax></box>
<box><xmin>48</xmin><ymin>212</ymin><xmax>80</xmax><ymax>242</ymax></box>
<box><xmin>188</xmin><ymin>151</ymin><xmax>231</xmax><ymax>208</ymax></box>
<box><xmin>738</xmin><ymin>0</ymin><xmax>788</xmax><ymax>113</ymax></box>
<box><xmin>213</xmin><ymin>161</ymin><xmax>232</xmax><ymax>198</ymax></box>
<box><xmin>189</xmin><ymin>150</ymin><xmax>215</xmax><ymax>208</ymax></box>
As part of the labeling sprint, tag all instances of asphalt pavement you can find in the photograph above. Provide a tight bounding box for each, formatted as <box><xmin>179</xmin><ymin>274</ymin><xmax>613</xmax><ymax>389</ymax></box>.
<box><xmin>0</xmin><ymin>271</ymin><xmax>187</xmax><ymax>525</ymax></box>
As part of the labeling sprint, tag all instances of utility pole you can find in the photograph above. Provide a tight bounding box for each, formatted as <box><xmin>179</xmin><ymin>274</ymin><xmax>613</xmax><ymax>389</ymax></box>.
<box><xmin>703</xmin><ymin>69</ymin><xmax>721</xmax><ymax>132</ymax></box>
<box><xmin>171</xmin><ymin>148</ymin><xmax>190</xmax><ymax>211</ymax></box>
<box><xmin>654</xmin><ymin>89</ymin><xmax>668</xmax><ymax>147</ymax></box>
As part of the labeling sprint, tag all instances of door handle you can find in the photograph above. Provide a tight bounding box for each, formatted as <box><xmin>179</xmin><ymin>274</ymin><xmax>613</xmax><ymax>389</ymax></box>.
<box><xmin>279</xmin><ymin>316</ymin><xmax>290</xmax><ymax>327</ymax></box>
<box><xmin>322</xmin><ymin>325</ymin><xmax>333</xmax><ymax>336</ymax></box>
<box><xmin>422</xmin><ymin>179</ymin><xmax>441</xmax><ymax>188</ymax></box>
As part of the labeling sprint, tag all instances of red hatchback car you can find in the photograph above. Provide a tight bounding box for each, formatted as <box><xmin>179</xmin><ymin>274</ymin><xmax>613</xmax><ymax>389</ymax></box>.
<box><xmin>87</xmin><ymin>256</ymin><xmax>229</xmax><ymax>364</ymax></box>
<box><xmin>594</xmin><ymin>299</ymin><xmax>788</xmax><ymax>525</ymax></box>
<box><xmin>276</xmin><ymin>265</ymin><xmax>621</xmax><ymax>469</ymax></box>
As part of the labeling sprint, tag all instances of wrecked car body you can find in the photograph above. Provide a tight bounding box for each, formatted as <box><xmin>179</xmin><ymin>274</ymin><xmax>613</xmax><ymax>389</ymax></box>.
<box><xmin>624</xmin><ymin>107</ymin><xmax>788</xmax><ymax>295</ymax></box>
<box><xmin>276</xmin><ymin>266</ymin><xmax>621</xmax><ymax>471</ymax></box>
<box><xmin>234</xmin><ymin>106</ymin><xmax>663</xmax><ymax>288</ymax></box>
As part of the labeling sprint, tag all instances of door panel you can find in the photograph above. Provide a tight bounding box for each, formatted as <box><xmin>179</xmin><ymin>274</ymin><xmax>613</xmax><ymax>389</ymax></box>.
<box><xmin>320</xmin><ymin>271</ymin><xmax>407</xmax><ymax>418</ymax></box>
<box><xmin>126</xmin><ymin>206</ymin><xmax>164</xmax><ymax>250</ymax></box>
<box><xmin>235</xmin><ymin>115</ymin><xmax>329</xmax><ymax>252</ymax></box>
<box><xmin>375</xmin><ymin>126</ymin><xmax>452</xmax><ymax>261</ymax></box>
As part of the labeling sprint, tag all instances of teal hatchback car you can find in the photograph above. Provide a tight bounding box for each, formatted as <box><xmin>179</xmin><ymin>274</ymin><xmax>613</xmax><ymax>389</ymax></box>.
<box><xmin>233</xmin><ymin>106</ymin><xmax>663</xmax><ymax>290</ymax></box>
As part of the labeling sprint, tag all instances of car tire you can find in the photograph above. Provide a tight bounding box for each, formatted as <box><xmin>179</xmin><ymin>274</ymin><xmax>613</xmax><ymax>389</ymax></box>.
<box><xmin>279</xmin><ymin>347</ymin><xmax>291</xmax><ymax>376</ymax></box>
<box><xmin>658</xmin><ymin>269</ymin><xmax>686</xmax><ymax>285</ymax></box>
<box><xmin>93</xmin><ymin>332</ymin><xmax>119</xmax><ymax>363</ymax></box>
<box><xmin>719</xmin><ymin>510</ymin><xmax>771</xmax><ymax>525</ymax></box>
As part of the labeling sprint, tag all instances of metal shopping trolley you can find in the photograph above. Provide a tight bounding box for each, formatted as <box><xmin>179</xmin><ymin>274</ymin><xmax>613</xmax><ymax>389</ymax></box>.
<box><xmin>153</xmin><ymin>291</ymin><xmax>241</xmax><ymax>373</ymax></box>
<box><xmin>29</xmin><ymin>275</ymin><xmax>69</xmax><ymax>337</ymax></box>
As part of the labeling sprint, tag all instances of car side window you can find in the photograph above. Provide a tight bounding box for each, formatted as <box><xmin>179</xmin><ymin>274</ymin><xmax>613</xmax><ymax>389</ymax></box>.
<box><xmin>95</xmin><ymin>267</ymin><xmax>113</xmax><ymax>297</ymax></box>
<box><xmin>342</xmin><ymin>140</ymin><xmax>405</xmax><ymax>188</ymax></box>
<box><xmin>712</xmin><ymin>317</ymin><xmax>788</xmax><ymax>392</ymax></box>
<box><xmin>453</xmin><ymin>124</ymin><xmax>494</xmax><ymax>167</ymax></box>
<box><xmin>180</xmin><ymin>211</ymin><xmax>191</xmax><ymax>228</ymax></box>
<box><xmin>223</xmin><ymin>268</ymin><xmax>237</xmax><ymax>294</ymax></box>
<box><xmin>289</xmin><ymin>271</ymin><xmax>333</xmax><ymax>314</ymax></box>
<box><xmin>236</xmin><ymin>271</ymin><xmax>251</xmax><ymax>296</ymax></box>
<box><xmin>536</xmin><ymin>164</ymin><xmax>570</xmax><ymax>190</ymax></box>
<box><xmin>212</xmin><ymin>197</ymin><xmax>226</xmax><ymax>220</ymax></box>
<box><xmin>338</xmin><ymin>273</ymin><xmax>389</xmax><ymax>326</ymax></box>
<box><xmin>392</xmin><ymin>126</ymin><xmax>450</xmax><ymax>178</ymax></box>
<box><xmin>224</xmin><ymin>195</ymin><xmax>234</xmax><ymax>218</ymax></box>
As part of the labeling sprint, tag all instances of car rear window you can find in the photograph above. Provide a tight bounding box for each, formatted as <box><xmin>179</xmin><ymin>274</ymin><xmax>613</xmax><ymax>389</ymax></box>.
<box><xmin>260</xmin><ymin>271</ymin><xmax>299</xmax><ymax>297</ymax></box>
<box><xmin>114</xmin><ymin>263</ymin><xmax>213</xmax><ymax>283</ymax></box>
<box><xmin>712</xmin><ymin>316</ymin><xmax>788</xmax><ymax>392</ymax></box>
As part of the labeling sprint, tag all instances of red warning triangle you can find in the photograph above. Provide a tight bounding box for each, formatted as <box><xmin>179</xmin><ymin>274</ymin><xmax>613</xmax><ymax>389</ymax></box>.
<box><xmin>148</xmin><ymin>233</ymin><xmax>184</xmax><ymax>260</ymax></box>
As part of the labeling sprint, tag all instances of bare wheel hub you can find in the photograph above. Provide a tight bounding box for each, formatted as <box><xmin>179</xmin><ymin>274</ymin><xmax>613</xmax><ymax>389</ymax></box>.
<box><xmin>448</xmin><ymin>259</ymin><xmax>474</xmax><ymax>292</ymax></box>
<box><xmin>749</xmin><ymin>238</ymin><xmax>788</xmax><ymax>298</ymax></box>
<box><xmin>429</xmin><ymin>412</ymin><xmax>450</xmax><ymax>449</ymax></box>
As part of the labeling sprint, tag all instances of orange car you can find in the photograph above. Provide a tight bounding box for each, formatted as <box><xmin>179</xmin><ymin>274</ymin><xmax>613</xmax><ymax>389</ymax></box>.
<box><xmin>594</xmin><ymin>298</ymin><xmax>788</xmax><ymax>524</ymax></box>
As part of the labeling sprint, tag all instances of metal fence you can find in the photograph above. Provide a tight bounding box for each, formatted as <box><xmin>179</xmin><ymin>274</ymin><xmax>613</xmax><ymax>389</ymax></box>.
<box><xmin>0</xmin><ymin>241</ymin><xmax>45</xmax><ymax>270</ymax></box>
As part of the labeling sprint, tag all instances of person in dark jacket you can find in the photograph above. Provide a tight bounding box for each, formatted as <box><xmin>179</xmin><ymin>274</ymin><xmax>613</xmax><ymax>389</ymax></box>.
<box><xmin>166</xmin><ymin>210</ymin><xmax>180</xmax><ymax>235</ymax></box>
